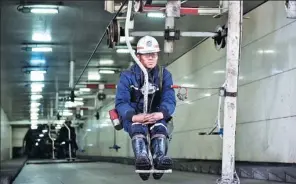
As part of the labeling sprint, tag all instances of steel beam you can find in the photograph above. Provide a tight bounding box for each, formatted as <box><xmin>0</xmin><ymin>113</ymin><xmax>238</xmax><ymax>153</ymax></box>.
<box><xmin>130</xmin><ymin>31</ymin><xmax>218</xmax><ymax>37</ymax></box>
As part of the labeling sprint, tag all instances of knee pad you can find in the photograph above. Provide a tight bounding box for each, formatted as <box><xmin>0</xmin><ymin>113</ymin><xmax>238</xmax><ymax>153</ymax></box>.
<box><xmin>150</xmin><ymin>123</ymin><xmax>168</xmax><ymax>137</ymax></box>
<box><xmin>129</xmin><ymin>124</ymin><xmax>148</xmax><ymax>138</ymax></box>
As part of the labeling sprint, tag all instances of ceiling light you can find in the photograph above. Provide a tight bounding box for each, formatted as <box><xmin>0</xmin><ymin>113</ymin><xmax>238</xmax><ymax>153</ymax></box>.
<box><xmin>30</xmin><ymin>59</ymin><xmax>46</xmax><ymax>65</ymax></box>
<box><xmin>39</xmin><ymin>134</ymin><xmax>44</xmax><ymax>137</ymax></box>
<box><xmin>120</xmin><ymin>36</ymin><xmax>134</xmax><ymax>42</ymax></box>
<box><xmin>30</xmin><ymin>108</ymin><xmax>40</xmax><ymax>113</ymax></box>
<box><xmin>63</xmin><ymin>112</ymin><xmax>73</xmax><ymax>116</ymax></box>
<box><xmin>31</xmin><ymin>112</ymin><xmax>39</xmax><ymax>117</ymax></box>
<box><xmin>32</xmin><ymin>33</ymin><xmax>52</xmax><ymax>42</ymax></box>
<box><xmin>30</xmin><ymin>71</ymin><xmax>46</xmax><ymax>81</ymax></box>
<box><xmin>31</xmin><ymin>116</ymin><xmax>38</xmax><ymax>120</ymax></box>
<box><xmin>99</xmin><ymin>70</ymin><xmax>115</xmax><ymax>74</ymax></box>
<box><xmin>213</xmin><ymin>70</ymin><xmax>225</xmax><ymax>74</ymax></box>
<box><xmin>88</xmin><ymin>71</ymin><xmax>101</xmax><ymax>81</ymax></box>
<box><xmin>79</xmin><ymin>88</ymin><xmax>91</xmax><ymax>92</ymax></box>
<box><xmin>31</xmin><ymin>8</ymin><xmax>58</xmax><ymax>14</ymax></box>
<box><xmin>31</xmin><ymin>120</ymin><xmax>38</xmax><ymax>124</ymax></box>
<box><xmin>116</xmin><ymin>48</ymin><xmax>132</xmax><ymax>53</ymax></box>
<box><xmin>31</xmin><ymin>83</ymin><xmax>45</xmax><ymax>92</ymax></box>
<box><xmin>35</xmin><ymin>142</ymin><xmax>39</xmax><ymax>146</ymax></box>
<box><xmin>32</xmin><ymin>47</ymin><xmax>52</xmax><ymax>52</ymax></box>
<box><xmin>257</xmin><ymin>49</ymin><xmax>275</xmax><ymax>54</ymax></box>
<box><xmin>37</xmin><ymin>139</ymin><xmax>41</xmax><ymax>142</ymax></box>
<box><xmin>31</xmin><ymin>94</ymin><xmax>43</xmax><ymax>100</ymax></box>
<box><xmin>31</xmin><ymin>102</ymin><xmax>41</xmax><ymax>107</ymax></box>
<box><xmin>42</xmin><ymin>129</ymin><xmax>48</xmax><ymax>133</ymax></box>
<box><xmin>204</xmin><ymin>93</ymin><xmax>211</xmax><ymax>97</ymax></box>
<box><xmin>147</xmin><ymin>12</ymin><xmax>165</xmax><ymax>18</ymax></box>
<box><xmin>31</xmin><ymin>125</ymin><xmax>38</xmax><ymax>129</ymax></box>
<box><xmin>99</xmin><ymin>59</ymin><xmax>114</xmax><ymax>65</ymax></box>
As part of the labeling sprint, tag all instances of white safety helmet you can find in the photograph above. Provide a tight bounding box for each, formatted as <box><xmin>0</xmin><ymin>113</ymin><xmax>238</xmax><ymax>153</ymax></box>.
<box><xmin>136</xmin><ymin>35</ymin><xmax>160</xmax><ymax>54</ymax></box>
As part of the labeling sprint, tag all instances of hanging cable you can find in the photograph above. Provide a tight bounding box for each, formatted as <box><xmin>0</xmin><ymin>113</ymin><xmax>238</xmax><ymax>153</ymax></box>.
<box><xmin>73</xmin><ymin>0</ymin><xmax>128</xmax><ymax>88</ymax></box>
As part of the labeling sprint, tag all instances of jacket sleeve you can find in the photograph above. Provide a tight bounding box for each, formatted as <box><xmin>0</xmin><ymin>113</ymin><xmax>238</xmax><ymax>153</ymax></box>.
<box><xmin>115</xmin><ymin>72</ymin><xmax>136</xmax><ymax>122</ymax></box>
<box><xmin>159</xmin><ymin>69</ymin><xmax>176</xmax><ymax>120</ymax></box>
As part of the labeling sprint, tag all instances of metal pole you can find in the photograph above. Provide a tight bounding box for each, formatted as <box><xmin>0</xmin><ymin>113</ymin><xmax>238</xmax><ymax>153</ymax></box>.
<box><xmin>218</xmin><ymin>1</ymin><xmax>242</xmax><ymax>184</ymax></box>
<box><xmin>69</xmin><ymin>61</ymin><xmax>75</xmax><ymax>89</ymax></box>
<box><xmin>64</xmin><ymin>123</ymin><xmax>72</xmax><ymax>160</ymax></box>
<box><xmin>130</xmin><ymin>31</ymin><xmax>218</xmax><ymax>37</ymax></box>
<box><xmin>164</xmin><ymin>0</ymin><xmax>181</xmax><ymax>53</ymax></box>
<box><xmin>48</xmin><ymin>125</ymin><xmax>55</xmax><ymax>159</ymax></box>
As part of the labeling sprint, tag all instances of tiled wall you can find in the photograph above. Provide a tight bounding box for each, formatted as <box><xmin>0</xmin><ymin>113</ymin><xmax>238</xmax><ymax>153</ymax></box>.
<box><xmin>1</xmin><ymin>107</ymin><xmax>12</xmax><ymax>161</ymax></box>
<box><xmin>79</xmin><ymin>1</ymin><xmax>296</xmax><ymax>163</ymax></box>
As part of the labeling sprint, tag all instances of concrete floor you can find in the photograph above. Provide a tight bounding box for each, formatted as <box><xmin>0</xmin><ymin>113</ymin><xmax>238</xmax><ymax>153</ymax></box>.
<box><xmin>13</xmin><ymin>162</ymin><xmax>282</xmax><ymax>184</ymax></box>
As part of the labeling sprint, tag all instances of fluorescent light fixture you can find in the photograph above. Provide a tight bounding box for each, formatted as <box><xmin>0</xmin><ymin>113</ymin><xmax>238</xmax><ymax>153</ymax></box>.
<box><xmin>42</xmin><ymin>129</ymin><xmax>48</xmax><ymax>133</ymax></box>
<box><xmin>31</xmin><ymin>111</ymin><xmax>39</xmax><ymax>115</ymax></box>
<box><xmin>31</xmin><ymin>115</ymin><xmax>39</xmax><ymax>120</ymax></box>
<box><xmin>116</xmin><ymin>48</ymin><xmax>133</xmax><ymax>53</ymax></box>
<box><xmin>99</xmin><ymin>59</ymin><xmax>114</xmax><ymax>65</ymax></box>
<box><xmin>64</xmin><ymin>101</ymin><xmax>80</xmax><ymax>108</ymax></box>
<box><xmin>75</xmin><ymin>98</ymin><xmax>83</xmax><ymax>101</ymax></box>
<box><xmin>88</xmin><ymin>71</ymin><xmax>101</xmax><ymax>81</ymax></box>
<box><xmin>31</xmin><ymin>94</ymin><xmax>43</xmax><ymax>100</ymax></box>
<box><xmin>120</xmin><ymin>36</ymin><xmax>134</xmax><ymax>42</ymax></box>
<box><xmin>147</xmin><ymin>12</ymin><xmax>165</xmax><ymax>18</ymax></box>
<box><xmin>30</xmin><ymin>107</ymin><xmax>40</xmax><ymax>113</ymax></box>
<box><xmin>30</xmin><ymin>59</ymin><xmax>46</xmax><ymax>65</ymax></box>
<box><xmin>31</xmin><ymin>120</ymin><xmax>38</xmax><ymax>124</ymax></box>
<box><xmin>39</xmin><ymin>134</ymin><xmax>44</xmax><ymax>137</ymax></box>
<box><xmin>31</xmin><ymin>125</ymin><xmax>38</xmax><ymax>129</ymax></box>
<box><xmin>30</xmin><ymin>71</ymin><xmax>46</xmax><ymax>82</ymax></box>
<box><xmin>204</xmin><ymin>93</ymin><xmax>211</xmax><ymax>97</ymax></box>
<box><xmin>31</xmin><ymin>83</ymin><xmax>45</xmax><ymax>92</ymax></box>
<box><xmin>31</xmin><ymin>8</ymin><xmax>58</xmax><ymax>14</ymax></box>
<box><xmin>32</xmin><ymin>47</ymin><xmax>52</xmax><ymax>52</ymax></box>
<box><xmin>258</xmin><ymin>49</ymin><xmax>275</xmax><ymax>54</ymax></box>
<box><xmin>32</xmin><ymin>33</ymin><xmax>52</xmax><ymax>42</ymax></box>
<box><xmin>63</xmin><ymin>112</ymin><xmax>73</xmax><ymax>116</ymax></box>
<box><xmin>213</xmin><ymin>70</ymin><xmax>225</xmax><ymax>74</ymax></box>
<box><xmin>37</xmin><ymin>139</ymin><xmax>41</xmax><ymax>141</ymax></box>
<box><xmin>31</xmin><ymin>116</ymin><xmax>38</xmax><ymax>120</ymax></box>
<box><xmin>79</xmin><ymin>88</ymin><xmax>91</xmax><ymax>92</ymax></box>
<box><xmin>31</xmin><ymin>102</ymin><xmax>41</xmax><ymax>107</ymax></box>
<box><xmin>99</xmin><ymin>70</ymin><xmax>115</xmax><ymax>74</ymax></box>
<box><xmin>30</xmin><ymin>108</ymin><xmax>39</xmax><ymax>113</ymax></box>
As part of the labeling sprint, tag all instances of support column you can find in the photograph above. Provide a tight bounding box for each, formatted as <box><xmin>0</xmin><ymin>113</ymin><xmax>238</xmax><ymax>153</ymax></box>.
<box><xmin>219</xmin><ymin>1</ymin><xmax>242</xmax><ymax>184</ymax></box>
<box><xmin>164</xmin><ymin>0</ymin><xmax>181</xmax><ymax>53</ymax></box>
<box><xmin>285</xmin><ymin>0</ymin><xmax>296</xmax><ymax>19</ymax></box>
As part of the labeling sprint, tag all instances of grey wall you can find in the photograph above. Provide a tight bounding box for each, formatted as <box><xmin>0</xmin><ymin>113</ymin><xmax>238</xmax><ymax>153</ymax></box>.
<box><xmin>79</xmin><ymin>1</ymin><xmax>296</xmax><ymax>163</ymax></box>
<box><xmin>1</xmin><ymin>107</ymin><xmax>12</xmax><ymax>161</ymax></box>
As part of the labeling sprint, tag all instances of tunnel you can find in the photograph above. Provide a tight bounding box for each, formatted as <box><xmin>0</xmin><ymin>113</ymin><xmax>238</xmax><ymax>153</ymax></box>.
<box><xmin>1</xmin><ymin>0</ymin><xmax>296</xmax><ymax>184</ymax></box>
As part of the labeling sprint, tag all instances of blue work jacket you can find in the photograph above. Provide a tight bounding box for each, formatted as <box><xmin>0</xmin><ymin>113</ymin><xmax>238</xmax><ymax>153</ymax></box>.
<box><xmin>115</xmin><ymin>64</ymin><xmax>176</xmax><ymax>132</ymax></box>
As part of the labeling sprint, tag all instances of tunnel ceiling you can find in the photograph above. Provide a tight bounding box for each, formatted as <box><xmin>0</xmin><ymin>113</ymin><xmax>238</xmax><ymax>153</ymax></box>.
<box><xmin>0</xmin><ymin>0</ymin><xmax>265</xmax><ymax>121</ymax></box>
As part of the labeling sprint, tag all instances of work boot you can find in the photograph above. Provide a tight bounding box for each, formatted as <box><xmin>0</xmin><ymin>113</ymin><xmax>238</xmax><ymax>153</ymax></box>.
<box><xmin>131</xmin><ymin>134</ymin><xmax>152</xmax><ymax>181</ymax></box>
<box><xmin>151</xmin><ymin>135</ymin><xmax>172</xmax><ymax>180</ymax></box>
